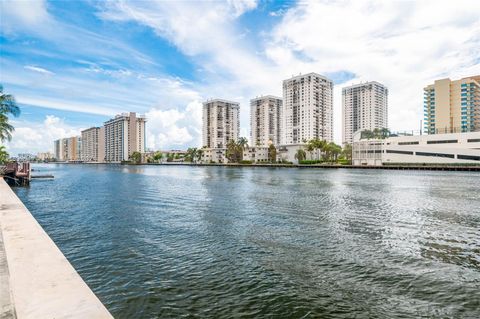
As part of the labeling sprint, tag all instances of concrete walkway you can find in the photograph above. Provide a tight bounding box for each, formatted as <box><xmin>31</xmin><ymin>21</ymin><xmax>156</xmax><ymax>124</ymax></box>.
<box><xmin>0</xmin><ymin>179</ymin><xmax>112</xmax><ymax>318</ymax></box>
<box><xmin>0</xmin><ymin>225</ymin><xmax>15</xmax><ymax>319</ymax></box>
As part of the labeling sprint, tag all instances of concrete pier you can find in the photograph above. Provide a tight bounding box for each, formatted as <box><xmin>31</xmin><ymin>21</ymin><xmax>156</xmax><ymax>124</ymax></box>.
<box><xmin>0</xmin><ymin>179</ymin><xmax>112</xmax><ymax>318</ymax></box>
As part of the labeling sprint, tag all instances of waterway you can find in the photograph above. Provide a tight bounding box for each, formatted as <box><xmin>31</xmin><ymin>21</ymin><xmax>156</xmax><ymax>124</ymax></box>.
<box><xmin>13</xmin><ymin>164</ymin><xmax>480</xmax><ymax>318</ymax></box>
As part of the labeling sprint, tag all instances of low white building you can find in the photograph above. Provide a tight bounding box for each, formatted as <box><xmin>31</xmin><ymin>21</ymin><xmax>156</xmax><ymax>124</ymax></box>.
<box><xmin>277</xmin><ymin>144</ymin><xmax>305</xmax><ymax>164</ymax></box>
<box><xmin>201</xmin><ymin>148</ymin><xmax>228</xmax><ymax>164</ymax></box>
<box><xmin>243</xmin><ymin>147</ymin><xmax>269</xmax><ymax>163</ymax></box>
<box><xmin>353</xmin><ymin>131</ymin><xmax>480</xmax><ymax>165</ymax></box>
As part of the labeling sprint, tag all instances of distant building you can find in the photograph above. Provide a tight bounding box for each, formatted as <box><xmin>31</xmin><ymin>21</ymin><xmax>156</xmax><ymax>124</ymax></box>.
<box><xmin>54</xmin><ymin>139</ymin><xmax>64</xmax><ymax>161</ymax></box>
<box><xmin>202</xmin><ymin>99</ymin><xmax>240</xmax><ymax>148</ymax></box>
<box><xmin>37</xmin><ymin>152</ymin><xmax>54</xmax><ymax>161</ymax></box>
<box><xmin>53</xmin><ymin>137</ymin><xmax>81</xmax><ymax>161</ymax></box>
<box><xmin>342</xmin><ymin>81</ymin><xmax>388</xmax><ymax>145</ymax></box>
<box><xmin>81</xmin><ymin>127</ymin><xmax>105</xmax><ymax>162</ymax></box>
<box><xmin>352</xmin><ymin>131</ymin><xmax>480</xmax><ymax>165</ymax></box>
<box><xmin>281</xmin><ymin>73</ymin><xmax>333</xmax><ymax>145</ymax></box>
<box><xmin>250</xmin><ymin>96</ymin><xmax>282</xmax><ymax>147</ymax></box>
<box><xmin>16</xmin><ymin>153</ymin><xmax>36</xmax><ymax>162</ymax></box>
<box><xmin>104</xmin><ymin>112</ymin><xmax>146</xmax><ymax>162</ymax></box>
<box><xmin>424</xmin><ymin>75</ymin><xmax>480</xmax><ymax>134</ymax></box>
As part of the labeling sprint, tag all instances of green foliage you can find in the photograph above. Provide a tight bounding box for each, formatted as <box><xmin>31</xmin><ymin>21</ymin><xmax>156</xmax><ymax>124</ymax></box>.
<box><xmin>129</xmin><ymin>151</ymin><xmax>142</xmax><ymax>164</ymax></box>
<box><xmin>360</xmin><ymin>128</ymin><xmax>391</xmax><ymax>140</ymax></box>
<box><xmin>153</xmin><ymin>151</ymin><xmax>163</xmax><ymax>162</ymax></box>
<box><xmin>0</xmin><ymin>145</ymin><xmax>9</xmax><ymax>164</ymax></box>
<box><xmin>0</xmin><ymin>84</ymin><xmax>20</xmax><ymax>142</ymax></box>
<box><xmin>294</xmin><ymin>149</ymin><xmax>306</xmax><ymax>162</ymax></box>
<box><xmin>268</xmin><ymin>143</ymin><xmax>277</xmax><ymax>162</ymax></box>
<box><xmin>226</xmin><ymin>138</ymin><xmax>248</xmax><ymax>163</ymax></box>
<box><xmin>239</xmin><ymin>160</ymin><xmax>253</xmax><ymax>164</ymax></box>
<box><xmin>299</xmin><ymin>160</ymin><xmax>324</xmax><ymax>165</ymax></box>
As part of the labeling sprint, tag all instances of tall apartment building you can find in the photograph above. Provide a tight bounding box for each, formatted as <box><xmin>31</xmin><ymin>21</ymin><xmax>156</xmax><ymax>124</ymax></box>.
<box><xmin>281</xmin><ymin>73</ymin><xmax>333</xmax><ymax>145</ymax></box>
<box><xmin>54</xmin><ymin>139</ymin><xmax>64</xmax><ymax>161</ymax></box>
<box><xmin>342</xmin><ymin>81</ymin><xmax>388</xmax><ymax>145</ymax></box>
<box><xmin>250</xmin><ymin>96</ymin><xmax>282</xmax><ymax>147</ymax></box>
<box><xmin>424</xmin><ymin>75</ymin><xmax>480</xmax><ymax>134</ymax></box>
<box><xmin>104</xmin><ymin>112</ymin><xmax>146</xmax><ymax>162</ymax></box>
<box><xmin>81</xmin><ymin>126</ymin><xmax>105</xmax><ymax>162</ymax></box>
<box><xmin>53</xmin><ymin>136</ymin><xmax>81</xmax><ymax>161</ymax></box>
<box><xmin>202</xmin><ymin>99</ymin><xmax>240</xmax><ymax>148</ymax></box>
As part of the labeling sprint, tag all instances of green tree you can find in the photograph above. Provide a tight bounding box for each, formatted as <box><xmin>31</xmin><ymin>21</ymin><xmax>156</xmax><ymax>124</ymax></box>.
<box><xmin>294</xmin><ymin>148</ymin><xmax>306</xmax><ymax>162</ymax></box>
<box><xmin>361</xmin><ymin>130</ymin><xmax>374</xmax><ymax>140</ymax></box>
<box><xmin>0</xmin><ymin>85</ymin><xmax>20</xmax><ymax>142</ymax></box>
<box><xmin>186</xmin><ymin>147</ymin><xmax>198</xmax><ymax>162</ymax></box>
<box><xmin>306</xmin><ymin>141</ymin><xmax>315</xmax><ymax>160</ymax></box>
<box><xmin>342</xmin><ymin>144</ymin><xmax>353</xmax><ymax>161</ymax></box>
<box><xmin>130</xmin><ymin>151</ymin><xmax>142</xmax><ymax>164</ymax></box>
<box><xmin>153</xmin><ymin>151</ymin><xmax>163</xmax><ymax>163</ymax></box>
<box><xmin>268</xmin><ymin>143</ymin><xmax>277</xmax><ymax>162</ymax></box>
<box><xmin>0</xmin><ymin>145</ymin><xmax>9</xmax><ymax>164</ymax></box>
<box><xmin>196</xmin><ymin>148</ymin><xmax>204</xmax><ymax>163</ymax></box>
<box><xmin>226</xmin><ymin>139</ymin><xmax>242</xmax><ymax>163</ymax></box>
<box><xmin>238</xmin><ymin>137</ymin><xmax>249</xmax><ymax>150</ymax></box>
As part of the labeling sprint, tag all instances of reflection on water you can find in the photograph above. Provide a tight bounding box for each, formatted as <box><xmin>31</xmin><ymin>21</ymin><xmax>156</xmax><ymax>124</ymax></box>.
<box><xmin>14</xmin><ymin>164</ymin><xmax>480</xmax><ymax>318</ymax></box>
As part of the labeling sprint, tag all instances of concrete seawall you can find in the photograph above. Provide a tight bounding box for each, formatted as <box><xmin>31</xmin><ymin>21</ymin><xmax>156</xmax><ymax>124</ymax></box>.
<box><xmin>0</xmin><ymin>179</ymin><xmax>112</xmax><ymax>318</ymax></box>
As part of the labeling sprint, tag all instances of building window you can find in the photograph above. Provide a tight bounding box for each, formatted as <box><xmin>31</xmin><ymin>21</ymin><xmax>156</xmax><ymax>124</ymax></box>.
<box><xmin>426</xmin><ymin>140</ymin><xmax>458</xmax><ymax>144</ymax></box>
<box><xmin>398</xmin><ymin>141</ymin><xmax>419</xmax><ymax>145</ymax></box>
<box><xmin>386</xmin><ymin>150</ymin><xmax>413</xmax><ymax>155</ymax></box>
<box><xmin>416</xmin><ymin>152</ymin><xmax>454</xmax><ymax>158</ymax></box>
<box><xmin>457</xmin><ymin>154</ymin><xmax>480</xmax><ymax>161</ymax></box>
<box><xmin>467</xmin><ymin>139</ymin><xmax>480</xmax><ymax>143</ymax></box>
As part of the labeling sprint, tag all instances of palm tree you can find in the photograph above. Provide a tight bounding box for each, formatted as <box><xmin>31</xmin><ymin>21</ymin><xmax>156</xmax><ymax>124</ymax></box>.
<box><xmin>0</xmin><ymin>145</ymin><xmax>9</xmax><ymax>164</ymax></box>
<box><xmin>380</xmin><ymin>127</ymin><xmax>391</xmax><ymax>139</ymax></box>
<box><xmin>361</xmin><ymin>129</ymin><xmax>374</xmax><ymax>140</ymax></box>
<box><xmin>268</xmin><ymin>143</ymin><xmax>277</xmax><ymax>162</ymax></box>
<box><xmin>342</xmin><ymin>144</ymin><xmax>352</xmax><ymax>161</ymax></box>
<box><xmin>306</xmin><ymin>141</ymin><xmax>315</xmax><ymax>160</ymax></box>
<box><xmin>226</xmin><ymin>139</ymin><xmax>240</xmax><ymax>163</ymax></box>
<box><xmin>294</xmin><ymin>149</ymin><xmax>306</xmax><ymax>162</ymax></box>
<box><xmin>196</xmin><ymin>148</ymin><xmax>204</xmax><ymax>163</ymax></box>
<box><xmin>0</xmin><ymin>84</ymin><xmax>20</xmax><ymax>142</ymax></box>
<box><xmin>186</xmin><ymin>147</ymin><xmax>198</xmax><ymax>163</ymax></box>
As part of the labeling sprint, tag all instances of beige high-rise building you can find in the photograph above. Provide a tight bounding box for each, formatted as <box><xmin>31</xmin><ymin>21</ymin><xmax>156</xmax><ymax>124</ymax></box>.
<box><xmin>54</xmin><ymin>136</ymin><xmax>81</xmax><ymax>161</ymax></box>
<box><xmin>81</xmin><ymin>127</ymin><xmax>105</xmax><ymax>162</ymax></box>
<box><xmin>281</xmin><ymin>73</ymin><xmax>333</xmax><ymax>145</ymax></box>
<box><xmin>202</xmin><ymin>99</ymin><xmax>240</xmax><ymax>148</ymax></box>
<box><xmin>250</xmin><ymin>96</ymin><xmax>282</xmax><ymax>147</ymax></box>
<box><xmin>424</xmin><ymin>75</ymin><xmax>480</xmax><ymax>134</ymax></box>
<box><xmin>104</xmin><ymin>112</ymin><xmax>146</xmax><ymax>162</ymax></box>
<box><xmin>342</xmin><ymin>81</ymin><xmax>388</xmax><ymax>145</ymax></box>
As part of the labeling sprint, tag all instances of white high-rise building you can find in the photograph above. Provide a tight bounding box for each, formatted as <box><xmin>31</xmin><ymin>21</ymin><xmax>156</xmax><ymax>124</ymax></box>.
<box><xmin>281</xmin><ymin>73</ymin><xmax>333</xmax><ymax>145</ymax></box>
<box><xmin>202</xmin><ymin>99</ymin><xmax>240</xmax><ymax>148</ymax></box>
<box><xmin>104</xmin><ymin>112</ymin><xmax>146</xmax><ymax>162</ymax></box>
<box><xmin>250</xmin><ymin>96</ymin><xmax>282</xmax><ymax>147</ymax></box>
<box><xmin>342</xmin><ymin>81</ymin><xmax>388</xmax><ymax>145</ymax></box>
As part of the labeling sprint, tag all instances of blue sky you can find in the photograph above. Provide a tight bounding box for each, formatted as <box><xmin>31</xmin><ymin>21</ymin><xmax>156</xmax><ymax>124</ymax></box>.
<box><xmin>1</xmin><ymin>0</ymin><xmax>479</xmax><ymax>155</ymax></box>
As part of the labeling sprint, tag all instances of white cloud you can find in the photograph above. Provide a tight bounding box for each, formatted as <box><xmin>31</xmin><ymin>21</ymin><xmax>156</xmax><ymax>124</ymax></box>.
<box><xmin>266</xmin><ymin>0</ymin><xmax>480</xmax><ymax>139</ymax></box>
<box><xmin>4</xmin><ymin>115</ymin><xmax>82</xmax><ymax>155</ymax></box>
<box><xmin>4</xmin><ymin>0</ymin><xmax>480</xmax><ymax>151</ymax></box>
<box><xmin>0</xmin><ymin>0</ymin><xmax>50</xmax><ymax>33</ymax></box>
<box><xmin>145</xmin><ymin>100</ymin><xmax>202</xmax><ymax>150</ymax></box>
<box><xmin>24</xmin><ymin>65</ymin><xmax>55</xmax><ymax>75</ymax></box>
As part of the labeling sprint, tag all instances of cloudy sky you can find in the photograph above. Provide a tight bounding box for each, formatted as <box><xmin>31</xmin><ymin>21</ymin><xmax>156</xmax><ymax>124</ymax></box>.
<box><xmin>1</xmin><ymin>0</ymin><xmax>479</xmax><ymax>155</ymax></box>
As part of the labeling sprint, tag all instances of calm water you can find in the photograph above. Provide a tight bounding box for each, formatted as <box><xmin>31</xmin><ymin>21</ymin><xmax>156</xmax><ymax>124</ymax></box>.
<box><xmin>13</xmin><ymin>164</ymin><xmax>480</xmax><ymax>318</ymax></box>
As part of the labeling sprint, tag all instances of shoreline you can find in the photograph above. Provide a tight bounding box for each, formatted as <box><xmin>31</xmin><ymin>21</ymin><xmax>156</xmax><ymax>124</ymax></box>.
<box><xmin>39</xmin><ymin>162</ymin><xmax>480</xmax><ymax>172</ymax></box>
<box><xmin>0</xmin><ymin>179</ymin><xmax>112</xmax><ymax>318</ymax></box>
